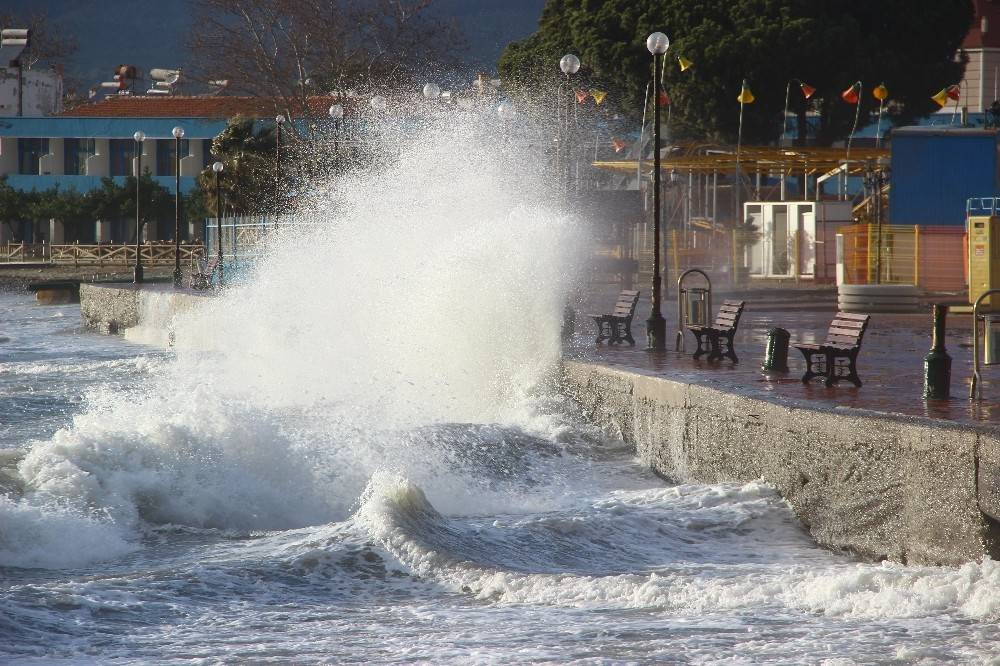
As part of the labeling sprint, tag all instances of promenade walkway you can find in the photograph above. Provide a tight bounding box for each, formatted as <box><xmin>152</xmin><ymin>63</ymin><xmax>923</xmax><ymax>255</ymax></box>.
<box><xmin>568</xmin><ymin>289</ymin><xmax>999</xmax><ymax>426</ymax></box>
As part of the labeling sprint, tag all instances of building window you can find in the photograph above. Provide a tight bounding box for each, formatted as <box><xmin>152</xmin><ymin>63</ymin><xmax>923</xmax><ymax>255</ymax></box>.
<box><xmin>109</xmin><ymin>139</ymin><xmax>134</xmax><ymax>177</ymax></box>
<box><xmin>156</xmin><ymin>138</ymin><xmax>189</xmax><ymax>176</ymax></box>
<box><xmin>64</xmin><ymin>138</ymin><xmax>95</xmax><ymax>175</ymax></box>
<box><xmin>18</xmin><ymin>138</ymin><xmax>49</xmax><ymax>175</ymax></box>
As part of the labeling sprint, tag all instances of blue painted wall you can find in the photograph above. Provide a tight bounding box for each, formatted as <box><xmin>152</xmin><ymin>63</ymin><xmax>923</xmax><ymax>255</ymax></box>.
<box><xmin>6</xmin><ymin>174</ymin><xmax>199</xmax><ymax>194</ymax></box>
<box><xmin>889</xmin><ymin>127</ymin><xmax>1000</xmax><ymax>226</ymax></box>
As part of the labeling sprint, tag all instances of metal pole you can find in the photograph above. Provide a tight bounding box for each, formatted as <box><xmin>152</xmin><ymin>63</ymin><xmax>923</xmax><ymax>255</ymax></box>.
<box><xmin>275</xmin><ymin>120</ymin><xmax>282</xmax><ymax>226</ymax></box>
<box><xmin>133</xmin><ymin>142</ymin><xmax>143</xmax><ymax>284</ymax></box>
<box><xmin>647</xmin><ymin>52</ymin><xmax>666</xmax><ymax>350</ymax></box>
<box><xmin>173</xmin><ymin>134</ymin><xmax>182</xmax><ymax>288</ymax></box>
<box><xmin>216</xmin><ymin>170</ymin><xmax>224</xmax><ymax>287</ymax></box>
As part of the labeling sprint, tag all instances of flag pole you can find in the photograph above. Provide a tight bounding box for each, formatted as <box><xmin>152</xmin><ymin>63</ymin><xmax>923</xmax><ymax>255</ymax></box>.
<box><xmin>736</xmin><ymin>86</ymin><xmax>745</xmax><ymax>224</ymax></box>
<box><xmin>875</xmin><ymin>99</ymin><xmax>885</xmax><ymax>148</ymax></box>
<box><xmin>846</xmin><ymin>80</ymin><xmax>862</xmax><ymax>165</ymax></box>
<box><xmin>781</xmin><ymin>80</ymin><xmax>791</xmax><ymax>147</ymax></box>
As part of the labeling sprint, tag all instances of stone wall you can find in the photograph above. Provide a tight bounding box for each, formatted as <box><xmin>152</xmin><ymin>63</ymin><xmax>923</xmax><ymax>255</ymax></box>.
<box><xmin>80</xmin><ymin>283</ymin><xmax>209</xmax><ymax>335</ymax></box>
<box><xmin>562</xmin><ymin>360</ymin><xmax>1000</xmax><ymax>565</ymax></box>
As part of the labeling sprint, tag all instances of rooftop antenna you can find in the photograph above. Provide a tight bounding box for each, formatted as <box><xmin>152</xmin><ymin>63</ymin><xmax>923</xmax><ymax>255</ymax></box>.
<box><xmin>1</xmin><ymin>28</ymin><xmax>30</xmax><ymax>116</ymax></box>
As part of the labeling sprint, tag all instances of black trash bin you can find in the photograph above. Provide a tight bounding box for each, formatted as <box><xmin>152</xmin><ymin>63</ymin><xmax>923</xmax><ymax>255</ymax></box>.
<box><xmin>762</xmin><ymin>327</ymin><xmax>790</xmax><ymax>372</ymax></box>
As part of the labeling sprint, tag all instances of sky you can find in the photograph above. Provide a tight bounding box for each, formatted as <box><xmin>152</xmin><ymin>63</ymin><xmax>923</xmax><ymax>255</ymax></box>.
<box><xmin>6</xmin><ymin>0</ymin><xmax>547</xmax><ymax>92</ymax></box>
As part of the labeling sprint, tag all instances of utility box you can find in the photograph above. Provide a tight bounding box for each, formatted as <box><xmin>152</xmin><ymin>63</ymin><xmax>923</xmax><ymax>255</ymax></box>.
<box><xmin>969</xmin><ymin>215</ymin><xmax>1000</xmax><ymax>307</ymax></box>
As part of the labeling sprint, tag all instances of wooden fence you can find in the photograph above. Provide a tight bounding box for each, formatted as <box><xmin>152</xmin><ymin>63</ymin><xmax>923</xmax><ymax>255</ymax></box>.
<box><xmin>1</xmin><ymin>242</ymin><xmax>205</xmax><ymax>266</ymax></box>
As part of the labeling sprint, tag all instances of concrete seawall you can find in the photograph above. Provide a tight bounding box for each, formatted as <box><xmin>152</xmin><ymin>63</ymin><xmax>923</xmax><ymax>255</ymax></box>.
<box><xmin>80</xmin><ymin>283</ymin><xmax>211</xmax><ymax>334</ymax></box>
<box><xmin>562</xmin><ymin>359</ymin><xmax>1000</xmax><ymax>566</ymax></box>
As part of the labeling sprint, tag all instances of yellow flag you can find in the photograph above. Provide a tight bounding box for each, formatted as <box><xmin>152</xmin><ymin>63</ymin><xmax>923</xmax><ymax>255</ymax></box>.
<box><xmin>678</xmin><ymin>56</ymin><xmax>693</xmax><ymax>72</ymax></box>
<box><xmin>931</xmin><ymin>88</ymin><xmax>948</xmax><ymax>107</ymax></box>
<box><xmin>590</xmin><ymin>89</ymin><xmax>607</xmax><ymax>105</ymax></box>
<box><xmin>873</xmin><ymin>83</ymin><xmax>889</xmax><ymax>101</ymax></box>
<box><xmin>737</xmin><ymin>80</ymin><xmax>754</xmax><ymax>104</ymax></box>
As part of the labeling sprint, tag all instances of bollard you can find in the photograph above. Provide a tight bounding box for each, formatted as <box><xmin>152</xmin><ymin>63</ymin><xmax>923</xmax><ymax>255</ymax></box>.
<box><xmin>923</xmin><ymin>303</ymin><xmax>951</xmax><ymax>399</ymax></box>
<box><xmin>561</xmin><ymin>304</ymin><xmax>576</xmax><ymax>341</ymax></box>
<box><xmin>762</xmin><ymin>327</ymin><xmax>790</xmax><ymax>372</ymax></box>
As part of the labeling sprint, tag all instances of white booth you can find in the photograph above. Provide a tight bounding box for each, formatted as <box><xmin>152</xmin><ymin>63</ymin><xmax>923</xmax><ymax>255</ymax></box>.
<box><xmin>743</xmin><ymin>201</ymin><xmax>852</xmax><ymax>281</ymax></box>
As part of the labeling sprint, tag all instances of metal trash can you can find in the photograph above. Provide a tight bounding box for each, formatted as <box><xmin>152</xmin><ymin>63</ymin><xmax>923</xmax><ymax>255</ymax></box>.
<box><xmin>762</xmin><ymin>327</ymin><xmax>790</xmax><ymax>372</ymax></box>
<box><xmin>685</xmin><ymin>287</ymin><xmax>710</xmax><ymax>327</ymax></box>
<box><xmin>985</xmin><ymin>315</ymin><xmax>1000</xmax><ymax>366</ymax></box>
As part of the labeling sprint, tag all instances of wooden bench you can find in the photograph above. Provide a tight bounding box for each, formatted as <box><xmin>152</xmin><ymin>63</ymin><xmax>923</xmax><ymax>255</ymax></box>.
<box><xmin>190</xmin><ymin>256</ymin><xmax>220</xmax><ymax>290</ymax></box>
<box><xmin>794</xmin><ymin>312</ymin><xmax>871</xmax><ymax>387</ymax></box>
<box><xmin>687</xmin><ymin>300</ymin><xmax>746</xmax><ymax>362</ymax></box>
<box><xmin>590</xmin><ymin>290</ymin><xmax>640</xmax><ymax>345</ymax></box>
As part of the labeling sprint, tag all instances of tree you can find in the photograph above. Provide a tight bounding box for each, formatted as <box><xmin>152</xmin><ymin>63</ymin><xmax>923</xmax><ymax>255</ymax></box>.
<box><xmin>499</xmin><ymin>0</ymin><xmax>974</xmax><ymax>145</ymax></box>
<box><xmin>187</xmin><ymin>0</ymin><xmax>466</xmax><ymax>126</ymax></box>
<box><xmin>197</xmin><ymin>116</ymin><xmax>278</xmax><ymax>216</ymax></box>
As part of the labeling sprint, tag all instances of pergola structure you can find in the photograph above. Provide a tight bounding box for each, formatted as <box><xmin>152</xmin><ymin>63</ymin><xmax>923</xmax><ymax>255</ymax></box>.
<box><xmin>593</xmin><ymin>144</ymin><xmax>891</xmax><ymax>178</ymax></box>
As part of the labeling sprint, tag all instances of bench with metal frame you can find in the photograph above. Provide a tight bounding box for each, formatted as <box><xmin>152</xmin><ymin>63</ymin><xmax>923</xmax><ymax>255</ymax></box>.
<box><xmin>687</xmin><ymin>299</ymin><xmax>746</xmax><ymax>362</ymax></box>
<box><xmin>190</xmin><ymin>256</ymin><xmax>220</xmax><ymax>290</ymax></box>
<box><xmin>590</xmin><ymin>290</ymin><xmax>640</xmax><ymax>345</ymax></box>
<box><xmin>795</xmin><ymin>312</ymin><xmax>871</xmax><ymax>387</ymax></box>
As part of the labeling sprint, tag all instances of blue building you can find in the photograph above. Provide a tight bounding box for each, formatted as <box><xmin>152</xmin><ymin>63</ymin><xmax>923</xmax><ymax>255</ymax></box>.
<box><xmin>0</xmin><ymin>95</ymin><xmax>342</xmax><ymax>243</ymax></box>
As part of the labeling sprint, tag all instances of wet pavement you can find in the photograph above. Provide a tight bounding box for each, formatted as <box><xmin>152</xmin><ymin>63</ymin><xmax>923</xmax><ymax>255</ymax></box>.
<box><xmin>567</xmin><ymin>288</ymin><xmax>1000</xmax><ymax>426</ymax></box>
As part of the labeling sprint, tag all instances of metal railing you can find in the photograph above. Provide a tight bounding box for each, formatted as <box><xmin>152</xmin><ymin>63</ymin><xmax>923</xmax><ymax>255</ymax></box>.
<box><xmin>839</xmin><ymin>224</ymin><xmax>966</xmax><ymax>292</ymax></box>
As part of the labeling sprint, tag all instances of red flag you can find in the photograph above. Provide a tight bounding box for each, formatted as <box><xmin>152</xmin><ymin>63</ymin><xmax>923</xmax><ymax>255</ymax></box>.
<box><xmin>575</xmin><ymin>89</ymin><xmax>588</xmax><ymax>104</ymax></box>
<box><xmin>799</xmin><ymin>82</ymin><xmax>817</xmax><ymax>99</ymax></box>
<box><xmin>611</xmin><ymin>138</ymin><xmax>628</xmax><ymax>153</ymax></box>
<box><xmin>658</xmin><ymin>90</ymin><xmax>670</xmax><ymax>106</ymax></box>
<box><xmin>841</xmin><ymin>82</ymin><xmax>860</xmax><ymax>104</ymax></box>
<box><xmin>947</xmin><ymin>84</ymin><xmax>961</xmax><ymax>100</ymax></box>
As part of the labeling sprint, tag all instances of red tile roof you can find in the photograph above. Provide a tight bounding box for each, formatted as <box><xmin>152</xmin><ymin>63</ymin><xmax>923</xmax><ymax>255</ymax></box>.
<box><xmin>60</xmin><ymin>95</ymin><xmax>356</xmax><ymax>119</ymax></box>
<box><xmin>965</xmin><ymin>0</ymin><xmax>1000</xmax><ymax>49</ymax></box>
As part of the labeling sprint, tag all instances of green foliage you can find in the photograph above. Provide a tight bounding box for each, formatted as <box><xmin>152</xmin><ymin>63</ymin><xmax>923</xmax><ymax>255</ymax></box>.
<box><xmin>499</xmin><ymin>0</ymin><xmax>974</xmax><ymax>145</ymax></box>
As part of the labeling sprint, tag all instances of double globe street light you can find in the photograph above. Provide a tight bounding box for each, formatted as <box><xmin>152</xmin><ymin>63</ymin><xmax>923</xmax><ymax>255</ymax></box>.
<box><xmin>645</xmin><ymin>31</ymin><xmax>670</xmax><ymax>350</ymax></box>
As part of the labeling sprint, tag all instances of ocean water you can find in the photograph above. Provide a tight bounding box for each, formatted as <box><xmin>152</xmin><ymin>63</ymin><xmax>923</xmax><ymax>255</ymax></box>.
<box><xmin>3</xmin><ymin>116</ymin><xmax>1000</xmax><ymax>664</ymax></box>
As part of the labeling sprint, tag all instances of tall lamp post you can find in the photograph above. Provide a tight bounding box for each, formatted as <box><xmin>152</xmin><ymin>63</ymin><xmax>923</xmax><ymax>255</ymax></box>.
<box><xmin>558</xmin><ymin>53</ymin><xmax>580</xmax><ymax>201</ymax></box>
<box><xmin>171</xmin><ymin>126</ymin><xmax>185</xmax><ymax>288</ymax></box>
<box><xmin>558</xmin><ymin>54</ymin><xmax>581</xmax><ymax>341</ymax></box>
<box><xmin>328</xmin><ymin>104</ymin><xmax>343</xmax><ymax>169</ymax></box>
<box><xmin>275</xmin><ymin>114</ymin><xmax>285</xmax><ymax>224</ymax></box>
<box><xmin>645</xmin><ymin>31</ymin><xmax>670</xmax><ymax>350</ymax></box>
<box><xmin>213</xmin><ymin>161</ymin><xmax>225</xmax><ymax>287</ymax></box>
<box><xmin>132</xmin><ymin>130</ymin><xmax>146</xmax><ymax>284</ymax></box>
<box><xmin>423</xmin><ymin>82</ymin><xmax>441</xmax><ymax>103</ymax></box>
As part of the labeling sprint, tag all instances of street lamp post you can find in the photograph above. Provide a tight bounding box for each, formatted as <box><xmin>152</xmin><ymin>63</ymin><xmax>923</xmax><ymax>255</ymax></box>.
<box><xmin>422</xmin><ymin>82</ymin><xmax>441</xmax><ymax>102</ymax></box>
<box><xmin>275</xmin><ymin>114</ymin><xmax>285</xmax><ymax>225</ymax></box>
<box><xmin>172</xmin><ymin>126</ymin><xmax>184</xmax><ymax>288</ymax></box>
<box><xmin>133</xmin><ymin>130</ymin><xmax>146</xmax><ymax>284</ymax></box>
<box><xmin>646</xmin><ymin>31</ymin><xmax>670</xmax><ymax>350</ymax></box>
<box><xmin>328</xmin><ymin>104</ymin><xmax>343</xmax><ymax>170</ymax></box>
<box><xmin>558</xmin><ymin>54</ymin><xmax>581</xmax><ymax>342</ymax></box>
<box><xmin>213</xmin><ymin>161</ymin><xmax>225</xmax><ymax>287</ymax></box>
<box><xmin>559</xmin><ymin>54</ymin><xmax>580</xmax><ymax>201</ymax></box>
